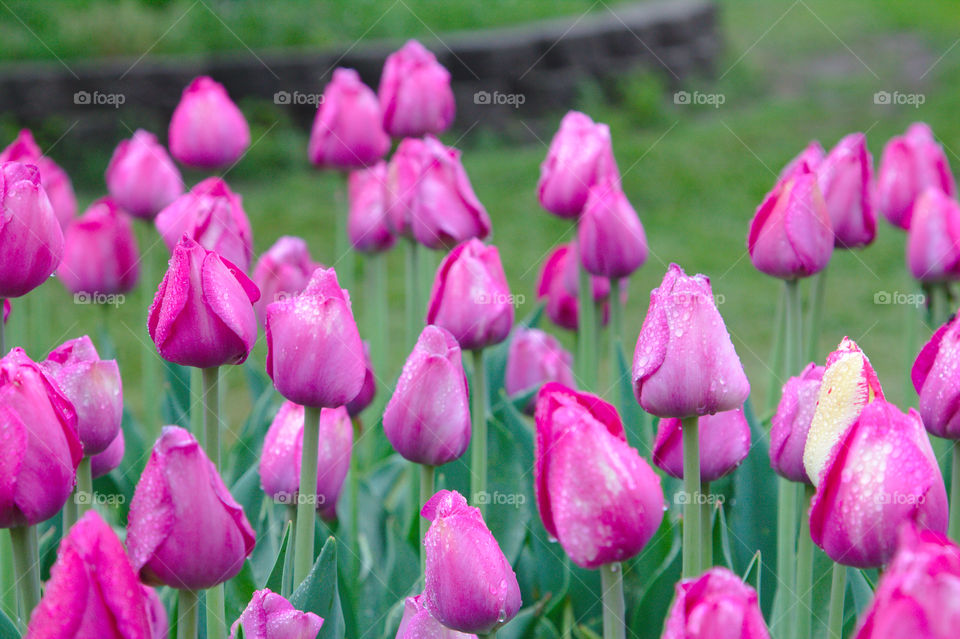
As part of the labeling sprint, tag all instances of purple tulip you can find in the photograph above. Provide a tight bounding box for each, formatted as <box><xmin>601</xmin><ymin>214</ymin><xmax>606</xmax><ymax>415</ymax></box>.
<box><xmin>252</xmin><ymin>236</ymin><xmax>319</xmax><ymax>327</ymax></box>
<box><xmin>877</xmin><ymin>122</ymin><xmax>955</xmax><ymax>229</ymax></box>
<box><xmin>912</xmin><ymin>312</ymin><xmax>960</xmax><ymax>438</ymax></box>
<box><xmin>577</xmin><ymin>177</ymin><xmax>648</xmax><ymax>278</ymax></box>
<box><xmin>662</xmin><ymin>567</ymin><xmax>770</xmax><ymax>639</ymax></box>
<box><xmin>817</xmin><ymin>133</ymin><xmax>876</xmax><ymax>248</ymax></box>
<box><xmin>58</xmin><ymin>197</ymin><xmax>140</xmax><ymax>297</ymax></box>
<box><xmin>91</xmin><ymin>429</ymin><xmax>125</xmax><ymax>479</ymax></box>
<box><xmin>230</xmin><ymin>589</ymin><xmax>324</xmax><ymax>639</ymax></box>
<box><xmin>383</xmin><ymin>325</ymin><xmax>470</xmax><ymax>466</ymax></box>
<box><xmin>346</xmin><ymin>341</ymin><xmax>376</xmax><ymax>417</ymax></box>
<box><xmin>0</xmin><ymin>347</ymin><xmax>81</xmax><ymax>528</ymax></box>
<box><xmin>309</xmin><ymin>68</ymin><xmax>390</xmax><ymax>170</ymax></box>
<box><xmin>379</xmin><ymin>40</ymin><xmax>455</xmax><ymax>138</ymax></box>
<box><xmin>422</xmin><ymin>490</ymin><xmax>521</xmax><ymax>634</ymax></box>
<box><xmin>632</xmin><ymin>263</ymin><xmax>750</xmax><ymax>418</ymax></box>
<box><xmin>0</xmin><ymin>129</ymin><xmax>76</xmax><ymax>227</ymax></box>
<box><xmin>653</xmin><ymin>407</ymin><xmax>750</xmax><ymax>482</ymax></box>
<box><xmin>504</xmin><ymin>327</ymin><xmax>575</xmax><ymax>410</ymax></box>
<box><xmin>426</xmin><ymin>239</ymin><xmax>513</xmax><ymax>351</ymax></box>
<box><xmin>769</xmin><ymin>363</ymin><xmax>824</xmax><ymax>484</ymax></box>
<box><xmin>106</xmin><ymin>129</ymin><xmax>184</xmax><ymax>219</ymax></box>
<box><xmin>535</xmin><ymin>383</ymin><xmax>664</xmax><ymax>568</ymax></box>
<box><xmin>0</xmin><ymin>161</ymin><xmax>64</xmax><ymax>298</ymax></box>
<box><xmin>265</xmin><ymin>267</ymin><xmax>365</xmax><ymax>408</ymax></box>
<box><xmin>127</xmin><ymin>426</ymin><xmax>256</xmax><ymax>589</ymax></box>
<box><xmin>26</xmin><ymin>511</ymin><xmax>152</xmax><ymax>639</ymax></box>
<box><xmin>148</xmin><ymin>236</ymin><xmax>259</xmax><ymax>368</ymax></box>
<box><xmin>396</xmin><ymin>593</ymin><xmax>477</xmax><ymax>639</ymax></box>
<box><xmin>905</xmin><ymin>187</ymin><xmax>960</xmax><ymax>282</ymax></box>
<box><xmin>348</xmin><ymin>162</ymin><xmax>395</xmax><ymax>253</ymax></box>
<box><xmin>169</xmin><ymin>76</ymin><xmax>250</xmax><ymax>169</ymax></box>
<box><xmin>779</xmin><ymin>140</ymin><xmax>825</xmax><ymax>181</ymax></box>
<box><xmin>536</xmin><ymin>243</ymin><xmax>611</xmax><ymax>332</ymax></box>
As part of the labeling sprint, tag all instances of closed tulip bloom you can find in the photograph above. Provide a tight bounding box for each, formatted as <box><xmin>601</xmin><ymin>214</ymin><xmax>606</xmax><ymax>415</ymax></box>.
<box><xmin>58</xmin><ymin>197</ymin><xmax>140</xmax><ymax>297</ymax></box>
<box><xmin>91</xmin><ymin>429</ymin><xmax>125</xmax><ymax>479</ymax></box>
<box><xmin>809</xmin><ymin>399</ymin><xmax>947</xmax><ymax>568</ymax></box>
<box><xmin>536</xmin><ymin>243</ymin><xmax>610</xmax><ymax>331</ymax></box>
<box><xmin>537</xmin><ymin>111</ymin><xmax>619</xmax><ymax>218</ymax></box>
<box><xmin>632</xmin><ymin>263</ymin><xmax>750</xmax><ymax>418</ymax></box>
<box><xmin>309</xmin><ymin>68</ymin><xmax>390</xmax><ymax>170</ymax></box>
<box><xmin>504</xmin><ymin>328</ymin><xmax>575</xmax><ymax>408</ymax></box>
<box><xmin>155</xmin><ymin>176</ymin><xmax>253</xmax><ymax>272</ymax></box>
<box><xmin>0</xmin><ymin>161</ymin><xmax>64</xmax><ymax>298</ymax></box>
<box><xmin>230</xmin><ymin>589</ymin><xmax>323</xmax><ymax>639</ymax></box>
<box><xmin>42</xmin><ymin>335</ymin><xmax>122</xmax><ymax>456</ymax></box>
<box><xmin>779</xmin><ymin>140</ymin><xmax>825</xmax><ymax>181</ymax></box>
<box><xmin>169</xmin><ymin>76</ymin><xmax>250</xmax><ymax>169</ymax></box>
<box><xmin>396</xmin><ymin>594</ymin><xmax>477</xmax><ymax>639</ymax></box>
<box><xmin>26</xmin><ymin>511</ymin><xmax>152</xmax><ymax>639</ymax></box>
<box><xmin>148</xmin><ymin>236</ymin><xmax>259</xmax><ymax>368</ymax></box>
<box><xmin>577</xmin><ymin>178</ymin><xmax>648</xmax><ymax>278</ymax></box>
<box><xmin>379</xmin><ymin>40</ymin><xmax>455</xmax><ymax>138</ymax></box>
<box><xmin>0</xmin><ymin>129</ymin><xmax>76</xmax><ymax>227</ymax></box>
<box><xmin>142</xmin><ymin>586</ymin><xmax>168</xmax><ymax>639</ymax></box>
<box><xmin>348</xmin><ymin>162</ymin><xmax>395</xmax><ymax>253</ymax></box>
<box><xmin>653</xmin><ymin>407</ymin><xmax>750</xmax><ymax>482</ymax></box>
<box><xmin>0</xmin><ymin>348</ymin><xmax>81</xmax><ymax>528</ymax></box>
<box><xmin>265</xmin><ymin>267</ymin><xmax>365</xmax><ymax>407</ymax></box>
<box><xmin>817</xmin><ymin>133</ymin><xmax>876</xmax><ymax>248</ymax></box>
<box><xmin>422</xmin><ymin>490</ymin><xmax>521</xmax><ymax>634</ymax></box>
<box><xmin>259</xmin><ymin>401</ymin><xmax>352</xmax><ymax>521</ymax></box>
<box><xmin>769</xmin><ymin>363</ymin><xmax>824</xmax><ymax>484</ymax></box>
<box><xmin>905</xmin><ymin>187</ymin><xmax>960</xmax><ymax>282</ymax></box>
<box><xmin>912</xmin><ymin>312</ymin><xmax>960</xmax><ymax>438</ymax></box>
<box><xmin>106</xmin><ymin>129</ymin><xmax>184</xmax><ymax>219</ymax></box>
<box><xmin>252</xmin><ymin>236</ymin><xmax>319</xmax><ymax>327</ymax></box>
<box><xmin>127</xmin><ymin>426</ymin><xmax>256</xmax><ymax>589</ymax></box>
<box><xmin>384</xmin><ymin>325</ymin><xmax>470</xmax><ymax>466</ymax></box>
<box><xmin>346</xmin><ymin>342</ymin><xmax>376</xmax><ymax>417</ymax></box>
<box><xmin>535</xmin><ymin>383</ymin><xmax>664</xmax><ymax>568</ymax></box>
<box><xmin>427</xmin><ymin>239</ymin><xmax>513</xmax><ymax>350</ymax></box>
<box><xmin>748</xmin><ymin>169</ymin><xmax>834</xmax><ymax>279</ymax></box>
<box><xmin>662</xmin><ymin>567</ymin><xmax>770</xmax><ymax>639</ymax></box>
<box><xmin>877</xmin><ymin>122</ymin><xmax>955</xmax><ymax>229</ymax></box>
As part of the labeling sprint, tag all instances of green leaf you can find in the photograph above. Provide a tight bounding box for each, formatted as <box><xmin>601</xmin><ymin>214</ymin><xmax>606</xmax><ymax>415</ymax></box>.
<box><xmin>0</xmin><ymin>606</ymin><xmax>19</xmax><ymax>639</ymax></box>
<box><xmin>741</xmin><ymin>551</ymin><xmax>762</xmax><ymax>602</ymax></box>
<box><xmin>714</xmin><ymin>501</ymin><xmax>735</xmax><ymax>570</ymax></box>
<box><xmin>264</xmin><ymin>521</ymin><xmax>291</xmax><ymax>593</ymax></box>
<box><xmin>224</xmin><ymin>560</ymin><xmax>257</xmax><ymax>627</ymax></box>
<box><xmin>615</xmin><ymin>344</ymin><xmax>649</xmax><ymax>454</ymax></box>
<box><xmin>291</xmin><ymin>537</ymin><xmax>345</xmax><ymax>639</ymax></box>
<box><xmin>627</xmin><ymin>514</ymin><xmax>682</xmax><ymax>639</ymax></box>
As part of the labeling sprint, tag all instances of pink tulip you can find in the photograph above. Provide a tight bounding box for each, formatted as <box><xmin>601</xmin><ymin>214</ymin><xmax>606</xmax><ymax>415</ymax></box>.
<box><xmin>662</xmin><ymin>567</ymin><xmax>770</xmax><ymax>639</ymax></box>
<box><xmin>769</xmin><ymin>363</ymin><xmax>823</xmax><ymax>484</ymax></box>
<box><xmin>535</xmin><ymin>383</ymin><xmax>664</xmax><ymax>568</ymax></box>
<box><xmin>155</xmin><ymin>176</ymin><xmax>253</xmax><ymax>272</ymax></box>
<box><xmin>653</xmin><ymin>407</ymin><xmax>750</xmax><ymax>482</ymax></box>
<box><xmin>91</xmin><ymin>430</ymin><xmax>125</xmax><ymax>479</ymax></box>
<box><xmin>912</xmin><ymin>312</ymin><xmax>960</xmax><ymax>438</ymax></box>
<box><xmin>143</xmin><ymin>586</ymin><xmax>168</xmax><ymax>639</ymax></box>
<box><xmin>42</xmin><ymin>335</ymin><xmax>122</xmax><ymax>456</ymax></box>
<box><xmin>148</xmin><ymin>236</ymin><xmax>259</xmax><ymax>368</ymax></box>
<box><xmin>106</xmin><ymin>129</ymin><xmax>184</xmax><ymax>219</ymax></box>
<box><xmin>346</xmin><ymin>341</ymin><xmax>376</xmax><ymax>417</ymax></box>
<box><xmin>537</xmin><ymin>111</ymin><xmax>620</xmax><ymax>218</ymax></box>
<box><xmin>309</xmin><ymin>68</ymin><xmax>390</xmax><ymax>170</ymax></box>
<box><xmin>26</xmin><ymin>511</ymin><xmax>152</xmax><ymax>639</ymax></box>
<box><xmin>0</xmin><ymin>129</ymin><xmax>76</xmax><ymax>227</ymax></box>
<box><xmin>397</xmin><ymin>593</ymin><xmax>477</xmax><ymax>639</ymax></box>
<box><xmin>169</xmin><ymin>76</ymin><xmax>250</xmax><ymax>169</ymax></box>
<box><xmin>230</xmin><ymin>589</ymin><xmax>323</xmax><ymax>639</ymax></box>
<box><xmin>809</xmin><ymin>399</ymin><xmax>947</xmax><ymax>568</ymax></box>
<box><xmin>0</xmin><ymin>347</ymin><xmax>81</xmax><ymax>528</ymax></box>
<box><xmin>127</xmin><ymin>426</ymin><xmax>256</xmax><ymax>589</ymax></box>
<box><xmin>379</xmin><ymin>40</ymin><xmax>455</xmax><ymax>138</ymax></box>
<box><xmin>877</xmin><ymin>122</ymin><xmax>955</xmax><ymax>229</ymax></box>
<box><xmin>817</xmin><ymin>133</ymin><xmax>876</xmax><ymax>248</ymax></box>
<box><xmin>384</xmin><ymin>325</ymin><xmax>470</xmax><ymax>466</ymax></box>
<box><xmin>504</xmin><ymin>327</ymin><xmax>575</xmax><ymax>410</ymax></box>
<box><xmin>632</xmin><ymin>263</ymin><xmax>750</xmax><ymax>418</ymax></box>
<box><xmin>58</xmin><ymin>197</ymin><xmax>140</xmax><ymax>297</ymax></box>
<box><xmin>0</xmin><ymin>161</ymin><xmax>64</xmax><ymax>298</ymax></box>
<box><xmin>577</xmin><ymin>177</ymin><xmax>648</xmax><ymax>278</ymax></box>
<box><xmin>252</xmin><ymin>235</ymin><xmax>319</xmax><ymax>327</ymax></box>
<box><xmin>426</xmin><ymin>239</ymin><xmax>513</xmax><ymax>350</ymax></box>
<box><xmin>259</xmin><ymin>401</ymin><xmax>352</xmax><ymax>521</ymax></box>
<box><xmin>348</xmin><ymin>162</ymin><xmax>395</xmax><ymax>253</ymax></box>
<box><xmin>265</xmin><ymin>267</ymin><xmax>365</xmax><ymax>408</ymax></box>
<box><xmin>536</xmin><ymin>243</ymin><xmax>610</xmax><ymax>332</ymax></box>
<box><xmin>905</xmin><ymin>187</ymin><xmax>960</xmax><ymax>282</ymax></box>
<box><xmin>779</xmin><ymin>140</ymin><xmax>825</xmax><ymax>181</ymax></box>
<box><xmin>422</xmin><ymin>490</ymin><xmax>521</xmax><ymax>634</ymax></box>
<box><xmin>748</xmin><ymin>169</ymin><xmax>834</xmax><ymax>279</ymax></box>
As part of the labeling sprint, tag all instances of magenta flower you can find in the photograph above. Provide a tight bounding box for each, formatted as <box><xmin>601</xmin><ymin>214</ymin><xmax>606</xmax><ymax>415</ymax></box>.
<box><xmin>396</xmin><ymin>594</ymin><xmax>477</xmax><ymax>639</ymax></box>
<box><xmin>662</xmin><ymin>567</ymin><xmax>770</xmax><ymax>639</ymax></box>
<box><xmin>58</xmin><ymin>197</ymin><xmax>140</xmax><ymax>297</ymax></box>
<box><xmin>309</xmin><ymin>68</ymin><xmax>390</xmax><ymax>170</ymax></box>
<box><xmin>169</xmin><ymin>76</ymin><xmax>250</xmax><ymax>169</ymax></box>
<box><xmin>345</xmin><ymin>341</ymin><xmax>376</xmax><ymax>417</ymax></box>
<box><xmin>536</xmin><ymin>243</ymin><xmax>610</xmax><ymax>332</ymax></box>
<box><xmin>653</xmin><ymin>407</ymin><xmax>750</xmax><ymax>482</ymax></box>
<box><xmin>379</xmin><ymin>40</ymin><xmax>455</xmax><ymax>138</ymax></box>
<box><xmin>769</xmin><ymin>362</ymin><xmax>824</xmax><ymax>484</ymax></box>
<box><xmin>0</xmin><ymin>129</ymin><xmax>76</xmax><ymax>227</ymax></box>
<box><xmin>91</xmin><ymin>430</ymin><xmax>125</xmax><ymax>479</ymax></box>
<box><xmin>252</xmin><ymin>235</ymin><xmax>319</xmax><ymax>327</ymax></box>
<box><xmin>779</xmin><ymin>140</ymin><xmax>825</xmax><ymax>181</ymax></box>
<box><xmin>913</xmin><ymin>312</ymin><xmax>960</xmax><ymax>439</ymax></box>
<box><xmin>877</xmin><ymin>122</ymin><xmax>955</xmax><ymax>229</ymax></box>
<box><xmin>905</xmin><ymin>187</ymin><xmax>960</xmax><ymax>282</ymax></box>
<box><xmin>504</xmin><ymin>327</ymin><xmax>575</xmax><ymax>411</ymax></box>
<box><xmin>348</xmin><ymin>162</ymin><xmax>395</xmax><ymax>253</ymax></box>
<box><xmin>817</xmin><ymin>133</ymin><xmax>876</xmax><ymax>248</ymax></box>
<box><xmin>577</xmin><ymin>177</ymin><xmax>648</xmax><ymax>278</ymax></box>
<box><xmin>106</xmin><ymin>129</ymin><xmax>184</xmax><ymax>219</ymax></box>
<box><xmin>229</xmin><ymin>589</ymin><xmax>324</xmax><ymax>639</ymax></box>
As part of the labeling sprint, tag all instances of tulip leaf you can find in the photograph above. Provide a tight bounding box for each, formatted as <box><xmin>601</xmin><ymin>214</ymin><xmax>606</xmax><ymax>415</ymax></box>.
<box><xmin>161</xmin><ymin>361</ymin><xmax>192</xmax><ymax>428</ymax></box>
<box><xmin>498</xmin><ymin>596</ymin><xmax>552</xmax><ymax>639</ymax></box>
<box><xmin>741</xmin><ymin>551</ymin><xmax>762</xmax><ymax>600</ymax></box>
<box><xmin>483</xmin><ymin>304</ymin><xmax>546</xmax><ymax>408</ymax></box>
<box><xmin>224</xmin><ymin>560</ymin><xmax>257</xmax><ymax>627</ymax></box>
<box><xmin>627</xmin><ymin>514</ymin><xmax>681</xmax><ymax>639</ymax></box>
<box><xmin>264</xmin><ymin>520</ymin><xmax>291</xmax><ymax>593</ymax></box>
<box><xmin>615</xmin><ymin>342</ymin><xmax>650</xmax><ymax>455</ymax></box>
<box><xmin>850</xmin><ymin>569</ymin><xmax>874</xmax><ymax>615</ymax></box>
<box><xmin>291</xmin><ymin>536</ymin><xmax>345</xmax><ymax>639</ymax></box>
<box><xmin>714</xmin><ymin>501</ymin><xmax>735</xmax><ymax>571</ymax></box>
<box><xmin>484</xmin><ymin>412</ymin><xmax>535</xmax><ymax>565</ymax></box>
<box><xmin>0</xmin><ymin>606</ymin><xmax>19</xmax><ymax>639</ymax></box>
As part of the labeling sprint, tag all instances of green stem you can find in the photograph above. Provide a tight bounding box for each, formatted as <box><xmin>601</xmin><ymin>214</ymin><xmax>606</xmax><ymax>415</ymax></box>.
<box><xmin>349</xmin><ymin>429</ymin><xmax>360</xmax><ymax>583</ymax></box>
<box><xmin>784</xmin><ymin>279</ymin><xmax>802</xmax><ymax>377</ymax></box>
<box><xmin>205</xmin><ymin>584</ymin><xmax>225</xmax><ymax>639</ymax></box>
<box><xmin>335</xmin><ymin>175</ymin><xmax>354</xmax><ymax>293</ymax></box>
<box><xmin>140</xmin><ymin>236</ymin><xmax>160</xmax><ymax>441</ymax></box>
<box><xmin>701</xmin><ymin>481</ymin><xmax>712</xmax><ymax>570</ymax></box>
<box><xmin>62</xmin><ymin>487</ymin><xmax>78</xmax><ymax>536</ymax></box>
<box><xmin>827</xmin><ymin>563</ymin><xmax>846</xmax><ymax>639</ymax></box>
<box><xmin>202</xmin><ymin>368</ymin><xmax>220</xmax><ymax>467</ymax></box>
<box><xmin>420</xmin><ymin>464</ymin><xmax>435</xmax><ymax>570</ymax></box>
<box><xmin>366</xmin><ymin>252</ymin><xmax>388</xmax><ymax>436</ymax></box>
<box><xmin>932</xmin><ymin>283</ymin><xmax>950</xmax><ymax>327</ymax></box>
<box><xmin>774</xmin><ymin>477</ymin><xmax>798</xmax><ymax>638</ymax></box>
<box><xmin>405</xmin><ymin>238</ymin><xmax>421</xmax><ymax>349</ymax></box>
<box><xmin>950</xmin><ymin>442</ymin><xmax>960</xmax><ymax>542</ymax></box>
<box><xmin>283</xmin><ymin>506</ymin><xmax>296</xmax><ymax>598</ymax></box>
<box><xmin>0</xmin><ymin>534</ymin><xmax>15</xmax><ymax>621</ymax></box>
<box><xmin>190</xmin><ymin>367</ymin><xmax>204</xmax><ymax>450</ymax></box>
<box><xmin>766</xmin><ymin>287</ymin><xmax>786</xmax><ymax>414</ymax></box>
<box><xmin>805</xmin><ymin>269</ymin><xmax>827</xmax><ymax>363</ymax></box>
<box><xmin>795</xmin><ymin>484</ymin><xmax>815</xmax><ymax>639</ymax></box>
<box><xmin>681</xmin><ymin>416</ymin><xmax>701</xmax><ymax>578</ymax></box>
<box><xmin>0</xmin><ymin>297</ymin><xmax>5</xmax><ymax>354</ymax></box>
<box><xmin>177</xmin><ymin>590</ymin><xmax>199</xmax><ymax>639</ymax></box>
<box><xmin>471</xmin><ymin>349</ymin><xmax>488</xmax><ymax>517</ymax></box>
<box><xmin>294</xmin><ymin>405</ymin><xmax>321</xmax><ymax>587</ymax></box>
<box><xmin>76</xmin><ymin>456</ymin><xmax>93</xmax><ymax>515</ymax></box>
<box><xmin>577</xmin><ymin>262</ymin><xmax>597</xmax><ymax>391</ymax></box>
<box><xmin>600</xmin><ymin>562</ymin><xmax>625</xmax><ymax>639</ymax></box>
<box><xmin>9</xmin><ymin>526</ymin><xmax>39</xmax><ymax>629</ymax></box>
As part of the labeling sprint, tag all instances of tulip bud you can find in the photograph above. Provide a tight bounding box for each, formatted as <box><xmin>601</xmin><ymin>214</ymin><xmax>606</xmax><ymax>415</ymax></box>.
<box><xmin>0</xmin><ymin>161</ymin><xmax>64</xmax><ymax>298</ymax></box>
<box><xmin>309</xmin><ymin>68</ymin><xmax>390</xmax><ymax>170</ymax></box>
<box><xmin>535</xmin><ymin>383</ymin><xmax>664</xmax><ymax>568</ymax></box>
<box><xmin>536</xmin><ymin>243</ymin><xmax>610</xmax><ymax>331</ymax></box>
<box><xmin>230</xmin><ymin>589</ymin><xmax>324</xmax><ymax>639</ymax></box>
<box><xmin>769</xmin><ymin>362</ymin><xmax>824</xmax><ymax>484</ymax></box>
<box><xmin>663</xmin><ymin>567</ymin><xmax>770</xmax><ymax>639</ymax></box>
<box><xmin>905</xmin><ymin>187</ymin><xmax>960</xmax><ymax>282</ymax></box>
<box><xmin>537</xmin><ymin>111</ymin><xmax>620</xmax><ymax>218</ymax></box>
<box><xmin>26</xmin><ymin>511</ymin><xmax>153</xmax><ymax>638</ymax></box>
<box><xmin>346</xmin><ymin>341</ymin><xmax>376</xmax><ymax>417</ymax></box>
<box><xmin>379</xmin><ymin>40</ymin><xmax>455</xmax><ymax>138</ymax></box>
<box><xmin>42</xmin><ymin>335</ymin><xmax>122</xmax><ymax>456</ymax></box>
<box><xmin>577</xmin><ymin>178</ymin><xmax>648</xmax><ymax>278</ymax></box>
<box><xmin>817</xmin><ymin>133</ymin><xmax>877</xmax><ymax>248</ymax></box>
<box><xmin>0</xmin><ymin>129</ymin><xmax>77</xmax><ymax>227</ymax></box>
<box><xmin>155</xmin><ymin>176</ymin><xmax>253</xmax><ymax>272</ymax></box>
<box><xmin>0</xmin><ymin>347</ymin><xmax>81</xmax><ymax>529</ymax></box>
<box><xmin>384</xmin><ymin>325</ymin><xmax>470</xmax><ymax>466</ymax></box>
<box><xmin>809</xmin><ymin>399</ymin><xmax>947</xmax><ymax>568</ymax></box>
<box><xmin>653</xmin><ymin>407</ymin><xmax>750</xmax><ymax>482</ymax></box>
<box><xmin>748</xmin><ymin>169</ymin><xmax>834</xmax><ymax>279</ymax></box>
<box><xmin>252</xmin><ymin>236</ymin><xmax>319</xmax><ymax>327</ymax></box>
<box><xmin>396</xmin><ymin>593</ymin><xmax>477</xmax><ymax>639</ymax></box>
<box><xmin>877</xmin><ymin>122</ymin><xmax>955</xmax><ymax>229</ymax></box>
<box><xmin>348</xmin><ymin>162</ymin><xmax>395</xmax><ymax>253</ymax></box>
<box><xmin>265</xmin><ymin>267</ymin><xmax>365</xmax><ymax>407</ymax></box>
<box><xmin>169</xmin><ymin>76</ymin><xmax>250</xmax><ymax>169</ymax></box>
<box><xmin>127</xmin><ymin>426</ymin><xmax>256</xmax><ymax>589</ymax></box>
<box><xmin>632</xmin><ymin>263</ymin><xmax>750</xmax><ymax>418</ymax></box>
<box><xmin>803</xmin><ymin>338</ymin><xmax>884</xmax><ymax>486</ymax></box>
<box><xmin>143</xmin><ymin>586</ymin><xmax>168</xmax><ymax>639</ymax></box>
<box><xmin>779</xmin><ymin>140</ymin><xmax>825</xmax><ymax>181</ymax></box>
<box><xmin>426</xmin><ymin>239</ymin><xmax>513</xmax><ymax>350</ymax></box>
<box><xmin>422</xmin><ymin>490</ymin><xmax>521</xmax><ymax>634</ymax></box>
<box><xmin>58</xmin><ymin>197</ymin><xmax>140</xmax><ymax>297</ymax></box>
<box><xmin>912</xmin><ymin>313</ymin><xmax>960</xmax><ymax>438</ymax></box>
<box><xmin>260</xmin><ymin>401</ymin><xmax>352</xmax><ymax>520</ymax></box>
<box><xmin>504</xmin><ymin>327</ymin><xmax>575</xmax><ymax>411</ymax></box>
<box><xmin>91</xmin><ymin>430</ymin><xmax>125</xmax><ymax>479</ymax></box>
<box><xmin>106</xmin><ymin>129</ymin><xmax>184</xmax><ymax>219</ymax></box>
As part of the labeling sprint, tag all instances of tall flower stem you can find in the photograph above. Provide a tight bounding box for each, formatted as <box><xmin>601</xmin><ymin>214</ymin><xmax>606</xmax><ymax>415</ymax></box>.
<box><xmin>805</xmin><ymin>269</ymin><xmax>827</xmax><ymax>362</ymax></box>
<box><xmin>190</xmin><ymin>367</ymin><xmax>204</xmax><ymax>449</ymax></box>
<box><xmin>700</xmin><ymin>481</ymin><xmax>712</xmax><ymax>569</ymax></box>
<box><xmin>283</xmin><ymin>505</ymin><xmax>297</xmax><ymax>598</ymax></box>
<box><xmin>334</xmin><ymin>175</ymin><xmax>354</xmax><ymax>293</ymax></box>
<box><xmin>200</xmin><ymin>366</ymin><xmax>224</xmax><ymax>639</ymax></box>
<box><xmin>795</xmin><ymin>484</ymin><xmax>815</xmax><ymax>639</ymax></box>
<box><xmin>609</xmin><ymin>279</ymin><xmax>625</xmax><ymax>409</ymax></box>
<box><xmin>140</xmin><ymin>241</ymin><xmax>161</xmax><ymax>441</ymax></box>
<box><xmin>178</xmin><ymin>590</ymin><xmax>199</xmax><ymax>639</ymax></box>
<box><xmin>294</xmin><ymin>405</ymin><xmax>322</xmax><ymax>586</ymax></box>
<box><xmin>9</xmin><ymin>526</ymin><xmax>40</xmax><ymax>628</ymax></box>
<box><xmin>827</xmin><ymin>563</ymin><xmax>846</xmax><ymax>639</ymax></box>
<box><xmin>600</xmin><ymin>562</ymin><xmax>625</xmax><ymax>639</ymax></box>
<box><xmin>76</xmin><ymin>456</ymin><xmax>93</xmax><ymax>515</ymax></box>
<box><xmin>0</xmin><ymin>297</ymin><xmax>5</xmax><ymax>353</ymax></box>
<box><xmin>471</xmin><ymin>349</ymin><xmax>488</xmax><ymax>517</ymax></box>
<box><xmin>577</xmin><ymin>264</ymin><xmax>597</xmax><ymax>391</ymax></box>
<box><xmin>766</xmin><ymin>288</ymin><xmax>786</xmax><ymax>414</ymax></box>
<box><xmin>0</xmin><ymin>535</ymin><xmax>14</xmax><ymax>621</ymax></box>
<box><xmin>349</xmin><ymin>430</ymin><xmax>360</xmax><ymax>583</ymax></box>
<box><xmin>419</xmin><ymin>464</ymin><xmax>435</xmax><ymax>569</ymax></box>
<box><xmin>205</xmin><ymin>583</ymin><xmax>225</xmax><ymax>639</ymax></box>
<box><xmin>366</xmin><ymin>251</ymin><xmax>388</xmax><ymax>456</ymax></box>
<box><xmin>681</xmin><ymin>416</ymin><xmax>701</xmax><ymax>578</ymax></box>
<box><xmin>405</xmin><ymin>239</ymin><xmax>421</xmax><ymax>349</ymax></box>
<box><xmin>950</xmin><ymin>441</ymin><xmax>960</xmax><ymax>541</ymax></box>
